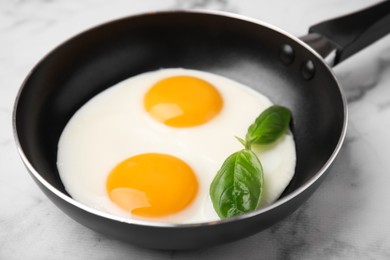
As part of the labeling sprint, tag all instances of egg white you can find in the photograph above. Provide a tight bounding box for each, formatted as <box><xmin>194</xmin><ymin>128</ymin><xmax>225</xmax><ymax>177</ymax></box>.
<box><xmin>57</xmin><ymin>68</ymin><xmax>296</xmax><ymax>224</ymax></box>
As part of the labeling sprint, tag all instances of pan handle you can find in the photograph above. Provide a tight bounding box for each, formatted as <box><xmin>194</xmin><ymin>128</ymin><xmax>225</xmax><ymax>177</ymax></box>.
<box><xmin>300</xmin><ymin>1</ymin><xmax>390</xmax><ymax>67</ymax></box>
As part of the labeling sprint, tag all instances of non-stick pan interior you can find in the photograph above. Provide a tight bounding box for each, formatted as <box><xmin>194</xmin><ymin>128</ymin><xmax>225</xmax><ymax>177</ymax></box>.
<box><xmin>15</xmin><ymin>11</ymin><xmax>345</xmax><ymax>206</ymax></box>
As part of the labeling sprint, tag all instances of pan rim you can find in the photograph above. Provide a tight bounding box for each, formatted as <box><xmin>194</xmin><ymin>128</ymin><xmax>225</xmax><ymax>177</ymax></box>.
<box><xmin>12</xmin><ymin>8</ymin><xmax>348</xmax><ymax>229</ymax></box>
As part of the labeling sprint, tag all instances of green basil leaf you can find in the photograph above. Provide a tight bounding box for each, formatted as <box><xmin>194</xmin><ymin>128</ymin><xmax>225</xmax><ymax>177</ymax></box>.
<box><xmin>209</xmin><ymin>149</ymin><xmax>263</xmax><ymax>219</ymax></box>
<box><xmin>245</xmin><ymin>105</ymin><xmax>291</xmax><ymax>146</ymax></box>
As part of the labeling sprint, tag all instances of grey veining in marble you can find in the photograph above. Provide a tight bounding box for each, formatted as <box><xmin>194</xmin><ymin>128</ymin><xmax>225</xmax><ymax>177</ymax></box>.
<box><xmin>1</xmin><ymin>0</ymin><xmax>390</xmax><ymax>259</ymax></box>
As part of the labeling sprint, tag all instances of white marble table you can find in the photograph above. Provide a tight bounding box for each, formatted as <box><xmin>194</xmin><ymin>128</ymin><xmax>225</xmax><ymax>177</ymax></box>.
<box><xmin>2</xmin><ymin>0</ymin><xmax>390</xmax><ymax>259</ymax></box>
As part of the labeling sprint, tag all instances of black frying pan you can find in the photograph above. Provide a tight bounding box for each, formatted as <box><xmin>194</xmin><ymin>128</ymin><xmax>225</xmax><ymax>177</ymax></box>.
<box><xmin>13</xmin><ymin>1</ymin><xmax>390</xmax><ymax>249</ymax></box>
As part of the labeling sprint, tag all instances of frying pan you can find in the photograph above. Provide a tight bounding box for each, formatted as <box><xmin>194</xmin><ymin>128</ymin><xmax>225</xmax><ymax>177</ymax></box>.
<box><xmin>13</xmin><ymin>1</ymin><xmax>390</xmax><ymax>250</ymax></box>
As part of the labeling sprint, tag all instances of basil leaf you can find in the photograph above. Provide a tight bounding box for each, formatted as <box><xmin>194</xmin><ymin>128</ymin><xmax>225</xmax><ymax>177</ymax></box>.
<box><xmin>209</xmin><ymin>149</ymin><xmax>263</xmax><ymax>219</ymax></box>
<box><xmin>245</xmin><ymin>105</ymin><xmax>291</xmax><ymax>146</ymax></box>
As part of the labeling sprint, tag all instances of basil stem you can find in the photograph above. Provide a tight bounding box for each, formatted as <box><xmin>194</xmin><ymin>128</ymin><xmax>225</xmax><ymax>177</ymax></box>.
<box><xmin>209</xmin><ymin>149</ymin><xmax>263</xmax><ymax>219</ymax></box>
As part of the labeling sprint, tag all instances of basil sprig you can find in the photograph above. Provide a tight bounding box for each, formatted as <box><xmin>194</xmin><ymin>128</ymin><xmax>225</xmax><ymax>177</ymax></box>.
<box><xmin>210</xmin><ymin>105</ymin><xmax>291</xmax><ymax>219</ymax></box>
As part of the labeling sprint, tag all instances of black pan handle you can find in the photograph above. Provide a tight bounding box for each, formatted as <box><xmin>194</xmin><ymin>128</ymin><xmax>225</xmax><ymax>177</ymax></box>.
<box><xmin>301</xmin><ymin>1</ymin><xmax>390</xmax><ymax>66</ymax></box>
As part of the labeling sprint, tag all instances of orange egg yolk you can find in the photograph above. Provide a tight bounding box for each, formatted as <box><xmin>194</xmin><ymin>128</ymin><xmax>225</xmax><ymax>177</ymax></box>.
<box><xmin>144</xmin><ymin>76</ymin><xmax>223</xmax><ymax>127</ymax></box>
<box><xmin>106</xmin><ymin>153</ymin><xmax>198</xmax><ymax>218</ymax></box>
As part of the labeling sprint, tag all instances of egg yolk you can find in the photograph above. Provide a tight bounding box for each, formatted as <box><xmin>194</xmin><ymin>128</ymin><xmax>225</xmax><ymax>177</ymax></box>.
<box><xmin>144</xmin><ymin>76</ymin><xmax>223</xmax><ymax>127</ymax></box>
<box><xmin>106</xmin><ymin>153</ymin><xmax>198</xmax><ymax>218</ymax></box>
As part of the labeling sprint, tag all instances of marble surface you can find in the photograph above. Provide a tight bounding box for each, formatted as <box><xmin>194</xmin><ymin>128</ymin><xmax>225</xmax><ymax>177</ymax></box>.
<box><xmin>1</xmin><ymin>0</ymin><xmax>390</xmax><ymax>259</ymax></box>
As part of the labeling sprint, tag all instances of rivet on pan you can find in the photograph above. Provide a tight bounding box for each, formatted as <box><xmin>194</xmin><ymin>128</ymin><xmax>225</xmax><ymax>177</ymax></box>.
<box><xmin>279</xmin><ymin>44</ymin><xmax>295</xmax><ymax>65</ymax></box>
<box><xmin>301</xmin><ymin>60</ymin><xmax>315</xmax><ymax>80</ymax></box>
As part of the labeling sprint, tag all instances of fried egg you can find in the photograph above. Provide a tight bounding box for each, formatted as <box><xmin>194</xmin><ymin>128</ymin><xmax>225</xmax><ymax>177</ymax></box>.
<box><xmin>57</xmin><ymin>68</ymin><xmax>296</xmax><ymax>224</ymax></box>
